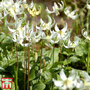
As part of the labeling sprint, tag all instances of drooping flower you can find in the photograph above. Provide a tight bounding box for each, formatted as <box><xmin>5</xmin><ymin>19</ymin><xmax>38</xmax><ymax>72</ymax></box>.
<box><xmin>53</xmin><ymin>69</ymin><xmax>82</xmax><ymax>90</ymax></box>
<box><xmin>64</xmin><ymin>36</ymin><xmax>79</xmax><ymax>48</ymax></box>
<box><xmin>54</xmin><ymin>23</ymin><xmax>71</xmax><ymax>41</ymax></box>
<box><xmin>46</xmin><ymin>1</ymin><xmax>64</xmax><ymax>16</ymax></box>
<box><xmin>82</xmin><ymin>29</ymin><xmax>90</xmax><ymax>40</ymax></box>
<box><xmin>27</xmin><ymin>1</ymin><xmax>41</xmax><ymax>17</ymax></box>
<box><xmin>36</xmin><ymin>15</ymin><xmax>55</xmax><ymax>30</ymax></box>
<box><xmin>64</xmin><ymin>6</ymin><xmax>78</xmax><ymax>20</ymax></box>
<box><xmin>0</xmin><ymin>0</ymin><xmax>14</xmax><ymax>20</ymax></box>
<box><xmin>7</xmin><ymin>1</ymin><xmax>24</xmax><ymax>20</ymax></box>
<box><xmin>48</xmin><ymin>31</ymin><xmax>59</xmax><ymax>44</ymax></box>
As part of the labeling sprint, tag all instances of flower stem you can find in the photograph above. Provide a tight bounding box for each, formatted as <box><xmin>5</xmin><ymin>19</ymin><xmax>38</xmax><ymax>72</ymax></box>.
<box><xmin>52</xmin><ymin>46</ymin><xmax>54</xmax><ymax>90</ymax></box>
<box><xmin>15</xmin><ymin>44</ymin><xmax>18</xmax><ymax>90</ymax></box>
<box><xmin>40</xmin><ymin>46</ymin><xmax>42</xmax><ymax>79</ymax></box>
<box><xmin>53</xmin><ymin>46</ymin><xmax>54</xmax><ymax>78</ymax></box>
<box><xmin>87</xmin><ymin>0</ymin><xmax>90</xmax><ymax>73</ymax></box>
<box><xmin>24</xmin><ymin>47</ymin><xmax>26</xmax><ymax>90</ymax></box>
<box><xmin>87</xmin><ymin>41</ymin><xmax>90</xmax><ymax>73</ymax></box>
<box><xmin>27</xmin><ymin>46</ymin><xmax>30</xmax><ymax>90</ymax></box>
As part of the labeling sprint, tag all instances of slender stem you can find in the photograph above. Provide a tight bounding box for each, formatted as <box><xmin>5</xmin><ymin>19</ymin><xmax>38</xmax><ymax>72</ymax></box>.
<box><xmin>53</xmin><ymin>46</ymin><xmax>54</xmax><ymax>79</ymax></box>
<box><xmin>80</xmin><ymin>12</ymin><xmax>84</xmax><ymax>29</ymax></box>
<box><xmin>60</xmin><ymin>42</ymin><xmax>62</xmax><ymax>62</ymax></box>
<box><xmin>40</xmin><ymin>47</ymin><xmax>42</xmax><ymax>79</ymax></box>
<box><xmin>15</xmin><ymin>43</ymin><xmax>18</xmax><ymax>90</ymax></box>
<box><xmin>52</xmin><ymin>46</ymin><xmax>55</xmax><ymax>90</ymax></box>
<box><xmin>87</xmin><ymin>41</ymin><xmax>90</xmax><ymax>73</ymax></box>
<box><xmin>24</xmin><ymin>47</ymin><xmax>26</xmax><ymax>90</ymax></box>
<box><xmin>27</xmin><ymin>46</ymin><xmax>30</xmax><ymax>90</ymax></box>
<box><xmin>12</xmin><ymin>43</ymin><xmax>13</xmax><ymax>56</ymax></box>
<box><xmin>87</xmin><ymin>0</ymin><xmax>90</xmax><ymax>73</ymax></box>
<box><xmin>74</xmin><ymin>0</ymin><xmax>78</xmax><ymax>34</ymax></box>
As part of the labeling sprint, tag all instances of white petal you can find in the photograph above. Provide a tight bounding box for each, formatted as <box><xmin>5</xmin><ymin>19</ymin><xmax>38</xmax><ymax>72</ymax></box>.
<box><xmin>53</xmin><ymin>78</ymin><xmax>63</xmax><ymax>87</ymax></box>
<box><xmin>71</xmin><ymin>15</ymin><xmax>78</xmax><ymax>20</ymax></box>
<box><xmin>61</xmin><ymin>23</ymin><xmax>67</xmax><ymax>32</ymax></box>
<box><xmin>60</xmin><ymin>69</ymin><xmax>67</xmax><ymax>80</ymax></box>
<box><xmin>71</xmin><ymin>10</ymin><xmax>77</xmax><ymax>16</ymax></box>
<box><xmin>55</xmin><ymin>24</ymin><xmax>59</xmax><ymax>32</ymax></box>
<box><xmin>48</xmin><ymin>15</ymin><xmax>52</xmax><ymax>25</ymax></box>
<box><xmin>46</xmin><ymin>7</ymin><xmax>53</xmax><ymax>14</ymax></box>
<box><xmin>54</xmin><ymin>2</ymin><xmax>58</xmax><ymax>9</ymax></box>
<box><xmin>40</xmin><ymin>18</ymin><xmax>45</xmax><ymax>25</ymax></box>
<box><xmin>8</xmin><ymin>27</ymin><xmax>16</xmax><ymax>33</ymax></box>
<box><xmin>68</xmin><ymin>69</ymin><xmax>76</xmax><ymax>80</ymax></box>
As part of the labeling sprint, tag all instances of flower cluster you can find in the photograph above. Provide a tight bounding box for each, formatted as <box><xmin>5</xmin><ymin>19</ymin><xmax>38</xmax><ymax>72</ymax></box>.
<box><xmin>53</xmin><ymin>69</ymin><xmax>90</xmax><ymax>90</ymax></box>
<box><xmin>0</xmin><ymin>0</ymin><xmax>80</xmax><ymax>48</ymax></box>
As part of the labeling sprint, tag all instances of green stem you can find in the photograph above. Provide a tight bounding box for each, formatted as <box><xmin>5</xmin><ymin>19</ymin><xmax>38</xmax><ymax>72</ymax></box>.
<box><xmin>40</xmin><ymin>47</ymin><xmax>42</xmax><ymax>79</ymax></box>
<box><xmin>24</xmin><ymin>47</ymin><xmax>26</xmax><ymax>90</ymax></box>
<box><xmin>87</xmin><ymin>41</ymin><xmax>90</xmax><ymax>73</ymax></box>
<box><xmin>15</xmin><ymin>44</ymin><xmax>18</xmax><ymax>90</ymax></box>
<box><xmin>52</xmin><ymin>46</ymin><xmax>54</xmax><ymax>90</ymax></box>
<box><xmin>74</xmin><ymin>0</ymin><xmax>79</xmax><ymax>34</ymax></box>
<box><xmin>87</xmin><ymin>0</ymin><xmax>90</xmax><ymax>73</ymax></box>
<box><xmin>27</xmin><ymin>46</ymin><xmax>30</xmax><ymax>90</ymax></box>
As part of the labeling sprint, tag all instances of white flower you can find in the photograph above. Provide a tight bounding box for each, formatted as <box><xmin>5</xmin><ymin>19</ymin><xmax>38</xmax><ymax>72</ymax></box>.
<box><xmin>53</xmin><ymin>69</ymin><xmax>78</xmax><ymax>90</ymax></box>
<box><xmin>80</xmin><ymin>71</ymin><xmax>90</xmax><ymax>89</ymax></box>
<box><xmin>46</xmin><ymin>1</ymin><xmax>64</xmax><ymax>16</ymax></box>
<box><xmin>36</xmin><ymin>15</ymin><xmax>55</xmax><ymax>30</ymax></box>
<box><xmin>27</xmin><ymin>1</ymin><xmax>41</xmax><ymax>17</ymax></box>
<box><xmin>73</xmin><ymin>73</ymin><xmax>84</xmax><ymax>89</ymax></box>
<box><xmin>50</xmin><ymin>31</ymin><xmax>59</xmax><ymax>44</ymax></box>
<box><xmin>64</xmin><ymin>36</ymin><xmax>79</xmax><ymax>48</ymax></box>
<box><xmin>64</xmin><ymin>6</ymin><xmax>78</xmax><ymax>20</ymax></box>
<box><xmin>7</xmin><ymin>1</ymin><xmax>24</xmax><ymax>20</ymax></box>
<box><xmin>55</xmin><ymin>23</ymin><xmax>70</xmax><ymax>41</ymax></box>
<box><xmin>0</xmin><ymin>0</ymin><xmax>14</xmax><ymax>9</ymax></box>
<box><xmin>82</xmin><ymin>29</ymin><xmax>90</xmax><ymax>40</ymax></box>
<box><xmin>87</xmin><ymin>3</ymin><xmax>90</xmax><ymax>9</ymax></box>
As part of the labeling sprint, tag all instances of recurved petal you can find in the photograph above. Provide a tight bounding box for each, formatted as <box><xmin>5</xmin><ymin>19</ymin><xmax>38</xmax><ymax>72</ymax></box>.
<box><xmin>58</xmin><ymin>1</ymin><xmax>64</xmax><ymax>10</ymax></box>
<box><xmin>55</xmin><ymin>23</ymin><xmax>59</xmax><ymax>32</ymax></box>
<box><xmin>46</xmin><ymin>7</ymin><xmax>53</xmax><ymax>14</ymax></box>
<box><xmin>71</xmin><ymin>10</ymin><xmax>77</xmax><ymax>15</ymax></box>
<box><xmin>54</xmin><ymin>2</ymin><xmax>59</xmax><ymax>9</ymax></box>
<box><xmin>8</xmin><ymin>27</ymin><xmax>16</xmax><ymax>33</ymax></box>
<box><xmin>61</xmin><ymin>23</ymin><xmax>67</xmax><ymax>32</ymax></box>
<box><xmin>48</xmin><ymin>15</ymin><xmax>52</xmax><ymax>25</ymax></box>
<box><xmin>71</xmin><ymin>15</ymin><xmax>78</xmax><ymax>20</ymax></box>
<box><xmin>40</xmin><ymin>18</ymin><xmax>45</xmax><ymax>25</ymax></box>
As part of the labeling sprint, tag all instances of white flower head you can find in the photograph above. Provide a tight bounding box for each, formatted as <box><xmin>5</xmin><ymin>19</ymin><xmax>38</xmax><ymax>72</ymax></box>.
<box><xmin>53</xmin><ymin>69</ymin><xmax>80</xmax><ymax>89</ymax></box>
<box><xmin>55</xmin><ymin>23</ymin><xmax>71</xmax><ymax>41</ymax></box>
<box><xmin>82</xmin><ymin>28</ymin><xmax>90</xmax><ymax>40</ymax></box>
<box><xmin>46</xmin><ymin>1</ymin><xmax>64</xmax><ymax>16</ymax></box>
<box><xmin>64</xmin><ymin>6</ymin><xmax>78</xmax><ymax>20</ymax></box>
<box><xmin>64</xmin><ymin>36</ymin><xmax>79</xmax><ymax>48</ymax></box>
<box><xmin>36</xmin><ymin>15</ymin><xmax>55</xmax><ymax>30</ymax></box>
<box><xmin>7</xmin><ymin>1</ymin><xmax>24</xmax><ymax>20</ymax></box>
<box><xmin>80</xmin><ymin>71</ymin><xmax>90</xmax><ymax>89</ymax></box>
<box><xmin>27</xmin><ymin>1</ymin><xmax>41</xmax><ymax>17</ymax></box>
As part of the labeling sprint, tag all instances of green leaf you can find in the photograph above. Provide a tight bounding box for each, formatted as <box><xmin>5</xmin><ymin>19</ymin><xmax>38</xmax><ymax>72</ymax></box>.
<box><xmin>63</xmin><ymin>59</ymin><xmax>71</xmax><ymax>65</ymax></box>
<box><xmin>33</xmin><ymin>82</ymin><xmax>46</xmax><ymax>90</ymax></box>
<box><xmin>42</xmin><ymin>71</ymin><xmax>52</xmax><ymax>83</ymax></box>
<box><xmin>75</xmin><ymin>40</ymin><xmax>87</xmax><ymax>56</ymax></box>
<box><xmin>69</xmin><ymin>56</ymin><xmax>80</xmax><ymax>62</ymax></box>
<box><xmin>29</xmin><ymin>69</ymin><xmax>35</xmax><ymax>81</ymax></box>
